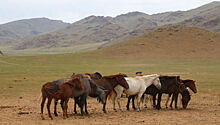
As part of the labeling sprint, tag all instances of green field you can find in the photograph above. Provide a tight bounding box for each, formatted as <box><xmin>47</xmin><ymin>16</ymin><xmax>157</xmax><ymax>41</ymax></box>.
<box><xmin>0</xmin><ymin>52</ymin><xmax>220</xmax><ymax>99</ymax></box>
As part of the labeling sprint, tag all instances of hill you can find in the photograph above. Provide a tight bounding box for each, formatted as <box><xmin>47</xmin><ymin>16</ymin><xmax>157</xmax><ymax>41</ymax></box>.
<box><xmin>1</xmin><ymin>1</ymin><xmax>219</xmax><ymax>54</ymax></box>
<box><xmin>94</xmin><ymin>26</ymin><xmax>220</xmax><ymax>59</ymax></box>
<box><xmin>0</xmin><ymin>18</ymin><xmax>69</xmax><ymax>45</ymax></box>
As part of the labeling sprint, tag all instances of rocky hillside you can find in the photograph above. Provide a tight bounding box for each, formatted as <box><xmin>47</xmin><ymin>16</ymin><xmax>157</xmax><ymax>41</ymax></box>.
<box><xmin>2</xmin><ymin>1</ymin><xmax>220</xmax><ymax>52</ymax></box>
<box><xmin>0</xmin><ymin>18</ymin><xmax>69</xmax><ymax>45</ymax></box>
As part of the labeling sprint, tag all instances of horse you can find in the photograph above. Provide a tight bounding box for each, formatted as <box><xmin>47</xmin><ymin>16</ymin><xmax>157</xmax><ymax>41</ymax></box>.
<box><xmin>54</xmin><ymin>74</ymin><xmax>108</xmax><ymax>116</ymax></box>
<box><xmin>111</xmin><ymin>74</ymin><xmax>161</xmax><ymax>112</ymax></box>
<box><xmin>40</xmin><ymin>77</ymin><xmax>83</xmax><ymax>120</ymax></box>
<box><xmin>155</xmin><ymin>76</ymin><xmax>188</xmax><ymax>110</ymax></box>
<box><xmin>165</xmin><ymin>79</ymin><xmax>196</xmax><ymax>109</ymax></box>
<box><xmin>126</xmin><ymin>84</ymin><xmax>159</xmax><ymax>110</ymax></box>
<box><xmin>90</xmin><ymin>74</ymin><xmax>129</xmax><ymax>113</ymax></box>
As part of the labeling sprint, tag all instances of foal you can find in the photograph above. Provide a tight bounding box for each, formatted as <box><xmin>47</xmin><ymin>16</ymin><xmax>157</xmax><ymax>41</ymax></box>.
<box><xmin>41</xmin><ymin>77</ymin><xmax>83</xmax><ymax>120</ymax></box>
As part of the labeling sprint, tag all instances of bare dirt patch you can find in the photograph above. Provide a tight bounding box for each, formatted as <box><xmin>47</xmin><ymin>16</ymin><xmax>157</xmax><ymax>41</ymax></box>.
<box><xmin>0</xmin><ymin>93</ymin><xmax>219</xmax><ymax>125</ymax></box>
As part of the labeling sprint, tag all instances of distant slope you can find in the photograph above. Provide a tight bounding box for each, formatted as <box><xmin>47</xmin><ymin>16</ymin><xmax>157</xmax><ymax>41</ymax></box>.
<box><xmin>95</xmin><ymin>26</ymin><xmax>220</xmax><ymax>59</ymax></box>
<box><xmin>0</xmin><ymin>18</ymin><xmax>69</xmax><ymax>45</ymax></box>
<box><xmin>6</xmin><ymin>1</ymin><xmax>220</xmax><ymax>53</ymax></box>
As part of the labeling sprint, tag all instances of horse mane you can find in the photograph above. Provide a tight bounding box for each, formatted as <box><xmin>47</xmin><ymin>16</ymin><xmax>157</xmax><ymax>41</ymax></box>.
<box><xmin>94</xmin><ymin>72</ymin><xmax>102</xmax><ymax>78</ymax></box>
<box><xmin>103</xmin><ymin>74</ymin><xmax>123</xmax><ymax>79</ymax></box>
<box><xmin>160</xmin><ymin>75</ymin><xmax>179</xmax><ymax>79</ymax></box>
<box><xmin>182</xmin><ymin>79</ymin><xmax>195</xmax><ymax>83</ymax></box>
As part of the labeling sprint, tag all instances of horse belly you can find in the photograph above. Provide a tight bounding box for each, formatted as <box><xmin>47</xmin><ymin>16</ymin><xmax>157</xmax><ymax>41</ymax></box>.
<box><xmin>124</xmin><ymin>84</ymin><xmax>142</xmax><ymax>95</ymax></box>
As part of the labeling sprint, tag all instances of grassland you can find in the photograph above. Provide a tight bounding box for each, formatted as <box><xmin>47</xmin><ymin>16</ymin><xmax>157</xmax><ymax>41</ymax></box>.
<box><xmin>0</xmin><ymin>51</ymin><xmax>220</xmax><ymax>124</ymax></box>
<box><xmin>1</xmin><ymin>52</ymin><xmax>220</xmax><ymax>98</ymax></box>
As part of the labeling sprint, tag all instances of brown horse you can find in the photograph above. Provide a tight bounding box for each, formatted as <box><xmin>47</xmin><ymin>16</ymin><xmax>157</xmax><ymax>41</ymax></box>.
<box><xmin>165</xmin><ymin>79</ymin><xmax>196</xmax><ymax>109</ymax></box>
<box><xmin>40</xmin><ymin>77</ymin><xmax>83</xmax><ymax>120</ymax></box>
<box><xmin>91</xmin><ymin>74</ymin><xmax>129</xmax><ymax>113</ymax></box>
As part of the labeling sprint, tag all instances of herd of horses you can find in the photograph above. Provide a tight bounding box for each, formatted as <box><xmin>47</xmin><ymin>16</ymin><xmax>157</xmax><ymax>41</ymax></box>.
<box><xmin>40</xmin><ymin>72</ymin><xmax>197</xmax><ymax>120</ymax></box>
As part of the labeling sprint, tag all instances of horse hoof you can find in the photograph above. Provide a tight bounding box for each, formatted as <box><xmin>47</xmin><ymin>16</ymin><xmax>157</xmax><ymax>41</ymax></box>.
<box><xmin>156</xmin><ymin>106</ymin><xmax>161</xmax><ymax>110</ymax></box>
<box><xmin>166</xmin><ymin>107</ymin><xmax>168</xmax><ymax>109</ymax></box>
<box><xmin>120</xmin><ymin>109</ymin><xmax>124</xmax><ymax>112</ymax></box>
<box><xmin>41</xmin><ymin>117</ymin><xmax>45</xmax><ymax>120</ymax></box>
<box><xmin>50</xmin><ymin>117</ymin><xmax>53</xmax><ymax>120</ymax></box>
<box><xmin>114</xmin><ymin>109</ymin><xmax>117</xmax><ymax>112</ymax></box>
<box><xmin>74</xmin><ymin>112</ymin><xmax>77</xmax><ymax>114</ymax></box>
<box><xmin>54</xmin><ymin>114</ymin><xmax>58</xmax><ymax>117</ymax></box>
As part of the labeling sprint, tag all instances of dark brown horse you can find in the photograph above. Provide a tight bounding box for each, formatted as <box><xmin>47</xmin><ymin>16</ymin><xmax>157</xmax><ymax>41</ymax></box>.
<box><xmin>165</xmin><ymin>79</ymin><xmax>196</xmax><ymax>109</ymax></box>
<box><xmin>40</xmin><ymin>77</ymin><xmax>83</xmax><ymax>120</ymax></box>
<box><xmin>156</xmin><ymin>76</ymin><xmax>187</xmax><ymax>110</ymax></box>
<box><xmin>91</xmin><ymin>74</ymin><xmax>129</xmax><ymax>113</ymax></box>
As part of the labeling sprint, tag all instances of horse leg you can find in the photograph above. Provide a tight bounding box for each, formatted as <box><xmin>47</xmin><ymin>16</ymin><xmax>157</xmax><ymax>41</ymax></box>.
<box><xmin>102</xmin><ymin>94</ymin><xmax>108</xmax><ymax>113</ymax></box>
<box><xmin>165</xmin><ymin>94</ymin><xmax>171</xmax><ymax>109</ymax></box>
<box><xmin>132</xmin><ymin>95</ymin><xmax>136</xmax><ymax>110</ymax></box>
<box><xmin>63</xmin><ymin>99</ymin><xmax>69</xmax><ymax>119</ymax></box>
<box><xmin>149</xmin><ymin>95</ymin><xmax>153</xmax><ymax>107</ymax></box>
<box><xmin>156</xmin><ymin>93</ymin><xmax>162</xmax><ymax>110</ymax></box>
<box><xmin>79</xmin><ymin>96</ymin><xmax>86</xmax><ymax>116</ymax></box>
<box><xmin>41</xmin><ymin>97</ymin><xmax>46</xmax><ymax>120</ymax></box>
<box><xmin>47</xmin><ymin>97</ymin><xmax>53</xmax><ymax>120</ymax></box>
<box><xmin>144</xmin><ymin>94</ymin><xmax>147</xmax><ymax>108</ymax></box>
<box><xmin>113</xmin><ymin>91</ymin><xmax>117</xmax><ymax>112</ymax></box>
<box><xmin>116</xmin><ymin>92</ymin><xmax>124</xmax><ymax>112</ymax></box>
<box><xmin>54</xmin><ymin>99</ymin><xmax>58</xmax><ymax>116</ymax></box>
<box><xmin>170</xmin><ymin>94</ymin><xmax>175</xmax><ymax>109</ymax></box>
<box><xmin>152</xmin><ymin>94</ymin><xmax>156</xmax><ymax>108</ymax></box>
<box><xmin>60</xmin><ymin>99</ymin><xmax>64</xmax><ymax>111</ymax></box>
<box><xmin>174</xmin><ymin>93</ymin><xmax>179</xmax><ymax>109</ymax></box>
<box><xmin>85</xmin><ymin>99</ymin><xmax>89</xmax><ymax>115</ymax></box>
<box><xmin>136</xmin><ymin>93</ymin><xmax>142</xmax><ymax>112</ymax></box>
<box><xmin>126</xmin><ymin>95</ymin><xmax>132</xmax><ymax>110</ymax></box>
<box><xmin>74</xmin><ymin>97</ymin><xmax>78</xmax><ymax>114</ymax></box>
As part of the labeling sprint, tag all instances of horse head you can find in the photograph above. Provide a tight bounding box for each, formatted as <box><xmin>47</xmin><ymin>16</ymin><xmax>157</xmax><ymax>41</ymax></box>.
<box><xmin>152</xmin><ymin>76</ymin><xmax>162</xmax><ymax>90</ymax></box>
<box><xmin>181</xmin><ymin>89</ymin><xmax>191</xmax><ymax>109</ymax></box>
<box><xmin>115</xmin><ymin>74</ymin><xmax>129</xmax><ymax>89</ymax></box>
<box><xmin>184</xmin><ymin>80</ymin><xmax>197</xmax><ymax>93</ymax></box>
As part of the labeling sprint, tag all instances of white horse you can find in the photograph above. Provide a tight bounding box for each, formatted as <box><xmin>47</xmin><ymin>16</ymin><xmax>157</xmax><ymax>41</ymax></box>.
<box><xmin>112</xmin><ymin>74</ymin><xmax>161</xmax><ymax>112</ymax></box>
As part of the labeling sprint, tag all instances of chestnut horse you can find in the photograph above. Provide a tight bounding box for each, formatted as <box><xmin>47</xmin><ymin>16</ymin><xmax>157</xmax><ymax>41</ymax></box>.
<box><xmin>165</xmin><ymin>79</ymin><xmax>196</xmax><ymax>109</ymax></box>
<box><xmin>40</xmin><ymin>77</ymin><xmax>83</xmax><ymax>120</ymax></box>
<box><xmin>91</xmin><ymin>74</ymin><xmax>129</xmax><ymax>113</ymax></box>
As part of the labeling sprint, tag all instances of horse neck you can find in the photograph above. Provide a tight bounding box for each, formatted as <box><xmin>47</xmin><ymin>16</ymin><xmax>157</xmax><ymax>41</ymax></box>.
<box><xmin>103</xmin><ymin>77</ymin><xmax>118</xmax><ymax>90</ymax></box>
<box><xmin>143</xmin><ymin>77</ymin><xmax>158</xmax><ymax>88</ymax></box>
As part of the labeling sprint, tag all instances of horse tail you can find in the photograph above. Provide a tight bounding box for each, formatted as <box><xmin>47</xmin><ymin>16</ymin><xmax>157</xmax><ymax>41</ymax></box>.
<box><xmin>107</xmin><ymin>90</ymin><xmax>114</xmax><ymax>101</ymax></box>
<box><xmin>38</xmin><ymin>92</ymin><xmax>42</xmax><ymax>102</ymax></box>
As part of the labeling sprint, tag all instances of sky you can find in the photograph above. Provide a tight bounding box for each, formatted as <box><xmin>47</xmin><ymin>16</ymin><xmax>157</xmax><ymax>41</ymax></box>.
<box><xmin>0</xmin><ymin>0</ymin><xmax>219</xmax><ymax>24</ymax></box>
